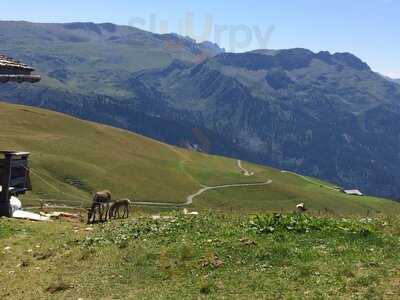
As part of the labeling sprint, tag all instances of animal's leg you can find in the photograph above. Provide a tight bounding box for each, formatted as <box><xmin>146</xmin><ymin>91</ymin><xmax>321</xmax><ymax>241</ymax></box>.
<box><xmin>123</xmin><ymin>205</ymin><xmax>127</xmax><ymax>218</ymax></box>
<box><xmin>110</xmin><ymin>206</ymin><xmax>117</xmax><ymax>220</ymax></box>
<box><xmin>108</xmin><ymin>207</ymin><xmax>113</xmax><ymax>220</ymax></box>
<box><xmin>99</xmin><ymin>205</ymin><xmax>104</xmax><ymax>222</ymax></box>
<box><xmin>87</xmin><ymin>211</ymin><xmax>91</xmax><ymax>224</ymax></box>
<box><xmin>104</xmin><ymin>203</ymin><xmax>108</xmax><ymax>221</ymax></box>
<box><xmin>103</xmin><ymin>204</ymin><xmax>107</xmax><ymax>221</ymax></box>
<box><xmin>103</xmin><ymin>204</ymin><xmax>107</xmax><ymax>222</ymax></box>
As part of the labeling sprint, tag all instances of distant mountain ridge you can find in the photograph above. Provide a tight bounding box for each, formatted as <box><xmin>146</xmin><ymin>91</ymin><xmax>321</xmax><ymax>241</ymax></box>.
<box><xmin>0</xmin><ymin>20</ymin><xmax>224</xmax><ymax>97</ymax></box>
<box><xmin>124</xmin><ymin>48</ymin><xmax>400</xmax><ymax>198</ymax></box>
<box><xmin>381</xmin><ymin>74</ymin><xmax>400</xmax><ymax>85</ymax></box>
<box><xmin>1</xmin><ymin>21</ymin><xmax>400</xmax><ymax>198</ymax></box>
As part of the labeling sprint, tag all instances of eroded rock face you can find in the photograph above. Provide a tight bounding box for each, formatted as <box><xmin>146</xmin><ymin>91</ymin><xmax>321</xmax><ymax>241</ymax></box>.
<box><xmin>122</xmin><ymin>49</ymin><xmax>400</xmax><ymax>198</ymax></box>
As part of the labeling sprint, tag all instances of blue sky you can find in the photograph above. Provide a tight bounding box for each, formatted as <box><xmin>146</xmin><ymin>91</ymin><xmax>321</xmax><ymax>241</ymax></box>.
<box><xmin>1</xmin><ymin>0</ymin><xmax>399</xmax><ymax>77</ymax></box>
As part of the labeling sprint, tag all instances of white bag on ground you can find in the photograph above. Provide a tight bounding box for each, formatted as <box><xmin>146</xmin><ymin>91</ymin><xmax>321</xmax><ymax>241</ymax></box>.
<box><xmin>10</xmin><ymin>196</ymin><xmax>22</xmax><ymax>213</ymax></box>
<box><xmin>10</xmin><ymin>196</ymin><xmax>49</xmax><ymax>221</ymax></box>
<box><xmin>13</xmin><ymin>210</ymin><xmax>50</xmax><ymax>221</ymax></box>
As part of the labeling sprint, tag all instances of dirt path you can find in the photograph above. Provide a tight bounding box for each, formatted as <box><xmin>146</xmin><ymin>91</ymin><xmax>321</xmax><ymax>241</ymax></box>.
<box><xmin>133</xmin><ymin>180</ymin><xmax>272</xmax><ymax>207</ymax></box>
<box><xmin>237</xmin><ymin>160</ymin><xmax>255</xmax><ymax>176</ymax></box>
<box><xmin>280</xmin><ymin>170</ymin><xmax>339</xmax><ymax>191</ymax></box>
<box><xmin>25</xmin><ymin>158</ymin><xmax>271</xmax><ymax>210</ymax></box>
<box><xmin>185</xmin><ymin>180</ymin><xmax>272</xmax><ymax>204</ymax></box>
<box><xmin>133</xmin><ymin>158</ymin><xmax>272</xmax><ymax>207</ymax></box>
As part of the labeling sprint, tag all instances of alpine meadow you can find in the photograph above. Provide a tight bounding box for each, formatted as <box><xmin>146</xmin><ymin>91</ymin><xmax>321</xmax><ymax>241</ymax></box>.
<box><xmin>1</xmin><ymin>1</ymin><xmax>400</xmax><ymax>299</ymax></box>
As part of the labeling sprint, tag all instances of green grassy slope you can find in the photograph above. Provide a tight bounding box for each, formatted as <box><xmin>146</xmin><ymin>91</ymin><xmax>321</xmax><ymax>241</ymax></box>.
<box><xmin>0</xmin><ymin>101</ymin><xmax>399</xmax><ymax>215</ymax></box>
<box><xmin>193</xmin><ymin>161</ymin><xmax>400</xmax><ymax>215</ymax></box>
<box><xmin>1</xmin><ymin>213</ymin><xmax>400</xmax><ymax>299</ymax></box>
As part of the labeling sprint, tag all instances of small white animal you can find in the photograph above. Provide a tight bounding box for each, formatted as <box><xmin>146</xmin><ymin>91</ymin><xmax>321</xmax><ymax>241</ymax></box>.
<box><xmin>296</xmin><ymin>203</ymin><xmax>307</xmax><ymax>213</ymax></box>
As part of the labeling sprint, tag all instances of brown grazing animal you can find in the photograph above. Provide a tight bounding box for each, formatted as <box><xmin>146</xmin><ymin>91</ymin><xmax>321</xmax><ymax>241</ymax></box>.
<box><xmin>109</xmin><ymin>199</ymin><xmax>131</xmax><ymax>219</ymax></box>
<box><xmin>92</xmin><ymin>190</ymin><xmax>112</xmax><ymax>221</ymax></box>
<box><xmin>93</xmin><ymin>190</ymin><xmax>112</xmax><ymax>203</ymax></box>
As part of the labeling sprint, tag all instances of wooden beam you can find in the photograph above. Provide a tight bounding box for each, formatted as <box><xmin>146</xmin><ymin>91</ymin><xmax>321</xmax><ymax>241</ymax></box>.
<box><xmin>0</xmin><ymin>151</ymin><xmax>30</xmax><ymax>156</ymax></box>
<box><xmin>0</xmin><ymin>153</ymin><xmax>12</xmax><ymax>217</ymax></box>
<box><xmin>0</xmin><ymin>75</ymin><xmax>41</xmax><ymax>83</ymax></box>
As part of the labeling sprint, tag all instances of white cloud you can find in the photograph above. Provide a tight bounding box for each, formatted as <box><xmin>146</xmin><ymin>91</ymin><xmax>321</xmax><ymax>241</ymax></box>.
<box><xmin>384</xmin><ymin>72</ymin><xmax>400</xmax><ymax>79</ymax></box>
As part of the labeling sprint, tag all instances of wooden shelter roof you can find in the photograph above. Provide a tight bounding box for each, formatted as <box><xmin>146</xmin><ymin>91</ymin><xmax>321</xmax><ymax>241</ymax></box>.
<box><xmin>0</xmin><ymin>54</ymin><xmax>41</xmax><ymax>83</ymax></box>
<box><xmin>0</xmin><ymin>54</ymin><xmax>34</xmax><ymax>71</ymax></box>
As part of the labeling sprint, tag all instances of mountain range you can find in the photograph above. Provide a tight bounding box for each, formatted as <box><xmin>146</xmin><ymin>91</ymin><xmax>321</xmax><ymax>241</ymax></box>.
<box><xmin>1</xmin><ymin>21</ymin><xmax>400</xmax><ymax>198</ymax></box>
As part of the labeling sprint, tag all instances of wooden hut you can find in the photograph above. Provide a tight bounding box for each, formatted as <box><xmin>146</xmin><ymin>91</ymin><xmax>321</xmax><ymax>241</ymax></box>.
<box><xmin>0</xmin><ymin>55</ymin><xmax>40</xmax><ymax>216</ymax></box>
<box><xmin>0</xmin><ymin>151</ymin><xmax>32</xmax><ymax>216</ymax></box>
<box><xmin>0</xmin><ymin>54</ymin><xmax>41</xmax><ymax>83</ymax></box>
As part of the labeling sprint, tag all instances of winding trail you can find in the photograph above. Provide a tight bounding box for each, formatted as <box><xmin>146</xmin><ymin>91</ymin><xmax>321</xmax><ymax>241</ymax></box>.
<box><xmin>133</xmin><ymin>159</ymin><xmax>272</xmax><ymax>207</ymax></box>
<box><xmin>25</xmin><ymin>158</ymin><xmax>276</xmax><ymax>209</ymax></box>
<box><xmin>185</xmin><ymin>180</ymin><xmax>272</xmax><ymax>205</ymax></box>
<box><xmin>280</xmin><ymin>170</ymin><xmax>339</xmax><ymax>191</ymax></box>
<box><xmin>26</xmin><ymin>157</ymin><xmax>272</xmax><ymax>209</ymax></box>
<box><xmin>133</xmin><ymin>180</ymin><xmax>272</xmax><ymax>207</ymax></box>
<box><xmin>237</xmin><ymin>160</ymin><xmax>255</xmax><ymax>176</ymax></box>
<box><xmin>20</xmin><ymin>154</ymin><xmax>273</xmax><ymax>214</ymax></box>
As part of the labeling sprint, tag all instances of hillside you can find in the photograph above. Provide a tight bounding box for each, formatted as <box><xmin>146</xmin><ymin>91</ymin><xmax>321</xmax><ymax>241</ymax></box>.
<box><xmin>0</xmin><ymin>102</ymin><xmax>399</xmax><ymax>216</ymax></box>
<box><xmin>1</xmin><ymin>22</ymin><xmax>400</xmax><ymax>199</ymax></box>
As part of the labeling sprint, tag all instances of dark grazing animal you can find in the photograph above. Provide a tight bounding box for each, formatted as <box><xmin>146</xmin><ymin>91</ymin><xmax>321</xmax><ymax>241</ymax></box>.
<box><xmin>87</xmin><ymin>202</ymin><xmax>108</xmax><ymax>224</ymax></box>
<box><xmin>92</xmin><ymin>190</ymin><xmax>112</xmax><ymax>221</ymax></box>
<box><xmin>109</xmin><ymin>199</ymin><xmax>131</xmax><ymax>219</ymax></box>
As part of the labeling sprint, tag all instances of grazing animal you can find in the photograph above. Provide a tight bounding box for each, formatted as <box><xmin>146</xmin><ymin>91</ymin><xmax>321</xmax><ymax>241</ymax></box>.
<box><xmin>109</xmin><ymin>199</ymin><xmax>131</xmax><ymax>219</ymax></box>
<box><xmin>296</xmin><ymin>203</ymin><xmax>307</xmax><ymax>213</ymax></box>
<box><xmin>87</xmin><ymin>202</ymin><xmax>108</xmax><ymax>224</ymax></box>
<box><xmin>92</xmin><ymin>190</ymin><xmax>112</xmax><ymax>221</ymax></box>
<box><xmin>93</xmin><ymin>190</ymin><xmax>112</xmax><ymax>203</ymax></box>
